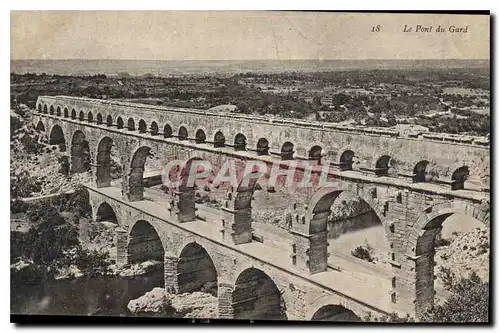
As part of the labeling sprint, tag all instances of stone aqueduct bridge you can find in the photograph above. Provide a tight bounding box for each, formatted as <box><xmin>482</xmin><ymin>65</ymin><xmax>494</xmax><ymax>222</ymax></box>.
<box><xmin>33</xmin><ymin>96</ymin><xmax>490</xmax><ymax>320</ymax></box>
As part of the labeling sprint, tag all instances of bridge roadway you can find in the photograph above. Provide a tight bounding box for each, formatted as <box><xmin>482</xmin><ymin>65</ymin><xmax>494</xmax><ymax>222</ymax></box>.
<box><xmin>86</xmin><ymin>183</ymin><xmax>399</xmax><ymax>319</ymax></box>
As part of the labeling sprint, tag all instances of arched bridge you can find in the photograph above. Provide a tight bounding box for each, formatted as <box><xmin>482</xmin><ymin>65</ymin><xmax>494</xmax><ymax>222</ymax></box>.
<box><xmin>32</xmin><ymin>96</ymin><xmax>490</xmax><ymax>320</ymax></box>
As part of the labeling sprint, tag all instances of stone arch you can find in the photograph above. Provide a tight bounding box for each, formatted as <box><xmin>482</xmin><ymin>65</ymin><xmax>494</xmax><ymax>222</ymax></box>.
<box><xmin>127</xmin><ymin>220</ymin><xmax>165</xmax><ymax>264</ymax></box>
<box><xmin>35</xmin><ymin>120</ymin><xmax>45</xmax><ymax>132</ymax></box>
<box><xmin>95</xmin><ymin>136</ymin><xmax>114</xmax><ymax>188</ymax></box>
<box><xmin>451</xmin><ymin>166</ymin><xmax>469</xmax><ymax>190</ymax></box>
<box><xmin>106</xmin><ymin>115</ymin><xmax>113</xmax><ymax>126</ymax></box>
<box><xmin>78</xmin><ymin>111</ymin><xmax>85</xmax><ymax>121</ymax></box>
<box><xmin>56</xmin><ymin>106</ymin><xmax>61</xmax><ymax>116</ymax></box>
<box><xmin>43</xmin><ymin>104</ymin><xmax>48</xmax><ymax>114</ymax></box>
<box><xmin>71</xmin><ymin>109</ymin><xmax>76</xmax><ymax>119</ymax></box>
<box><xmin>48</xmin><ymin>124</ymin><xmax>66</xmax><ymax>151</ymax></box>
<box><xmin>150</xmin><ymin>121</ymin><xmax>159</xmax><ymax>136</ymax></box>
<box><xmin>127</xmin><ymin>117</ymin><xmax>135</xmax><ymax>131</ymax></box>
<box><xmin>70</xmin><ymin>130</ymin><xmax>91</xmax><ymax>173</ymax></box>
<box><xmin>195</xmin><ymin>128</ymin><xmax>207</xmax><ymax>144</ymax></box>
<box><xmin>178</xmin><ymin>126</ymin><xmax>188</xmax><ymax>140</ymax></box>
<box><xmin>256</xmin><ymin>138</ymin><xmax>270</xmax><ymax>155</ymax></box>
<box><xmin>413</xmin><ymin>160</ymin><xmax>429</xmax><ymax>183</ymax></box>
<box><xmin>87</xmin><ymin>111</ymin><xmax>93</xmax><ymax>122</ymax></box>
<box><xmin>281</xmin><ymin>141</ymin><xmax>295</xmax><ymax>160</ymax></box>
<box><xmin>232</xmin><ymin>267</ymin><xmax>287</xmax><ymax>320</ymax></box>
<box><xmin>138</xmin><ymin>119</ymin><xmax>147</xmax><ymax>133</ymax></box>
<box><xmin>127</xmin><ymin>146</ymin><xmax>151</xmax><ymax>201</ymax></box>
<box><xmin>176</xmin><ymin>242</ymin><xmax>218</xmax><ymax>296</ymax></box>
<box><xmin>373</xmin><ymin>154</ymin><xmax>392</xmax><ymax>176</ymax></box>
<box><xmin>94</xmin><ymin>202</ymin><xmax>118</xmax><ymax>224</ymax></box>
<box><xmin>116</xmin><ymin>117</ymin><xmax>124</xmax><ymax>129</ymax></box>
<box><xmin>310</xmin><ymin>304</ymin><xmax>361</xmax><ymax>322</ymax></box>
<box><xmin>37</xmin><ymin>103</ymin><xmax>42</xmax><ymax>112</ymax></box>
<box><xmin>406</xmin><ymin>201</ymin><xmax>488</xmax><ymax>315</ymax></box>
<box><xmin>338</xmin><ymin>149</ymin><xmax>355</xmax><ymax>171</ymax></box>
<box><xmin>234</xmin><ymin>133</ymin><xmax>247</xmax><ymax>151</ymax></box>
<box><xmin>96</xmin><ymin>113</ymin><xmax>103</xmax><ymax>125</ymax></box>
<box><xmin>214</xmin><ymin>130</ymin><xmax>226</xmax><ymax>148</ymax></box>
<box><xmin>163</xmin><ymin>123</ymin><xmax>173</xmax><ymax>138</ymax></box>
<box><xmin>49</xmin><ymin>105</ymin><xmax>54</xmax><ymax>115</ymax></box>
<box><xmin>308</xmin><ymin>145</ymin><xmax>323</xmax><ymax>161</ymax></box>
<box><xmin>64</xmin><ymin>108</ymin><xmax>69</xmax><ymax>118</ymax></box>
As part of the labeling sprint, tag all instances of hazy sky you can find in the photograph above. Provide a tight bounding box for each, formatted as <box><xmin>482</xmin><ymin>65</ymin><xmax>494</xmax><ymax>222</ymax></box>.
<box><xmin>11</xmin><ymin>11</ymin><xmax>490</xmax><ymax>60</ymax></box>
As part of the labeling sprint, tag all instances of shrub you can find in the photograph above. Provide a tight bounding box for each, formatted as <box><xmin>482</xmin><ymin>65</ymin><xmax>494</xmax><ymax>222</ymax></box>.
<box><xmin>351</xmin><ymin>245</ymin><xmax>374</xmax><ymax>263</ymax></box>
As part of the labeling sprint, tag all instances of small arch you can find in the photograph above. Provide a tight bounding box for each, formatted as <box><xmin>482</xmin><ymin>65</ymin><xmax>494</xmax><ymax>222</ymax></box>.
<box><xmin>150</xmin><ymin>121</ymin><xmax>159</xmax><ymax>136</ymax></box>
<box><xmin>177</xmin><ymin>242</ymin><xmax>218</xmax><ymax>296</ymax></box>
<box><xmin>413</xmin><ymin>160</ymin><xmax>429</xmax><ymax>183</ymax></box>
<box><xmin>232</xmin><ymin>268</ymin><xmax>286</xmax><ymax>320</ymax></box>
<box><xmin>375</xmin><ymin>155</ymin><xmax>392</xmax><ymax>176</ymax></box>
<box><xmin>309</xmin><ymin>145</ymin><xmax>323</xmax><ymax>161</ymax></box>
<box><xmin>178</xmin><ymin>126</ymin><xmax>188</xmax><ymax>140</ymax></box>
<box><xmin>138</xmin><ymin>119</ymin><xmax>147</xmax><ymax>133</ymax></box>
<box><xmin>63</xmin><ymin>108</ymin><xmax>69</xmax><ymax>118</ymax></box>
<box><xmin>96</xmin><ymin>113</ymin><xmax>103</xmax><ymax>125</ymax></box>
<box><xmin>56</xmin><ymin>106</ymin><xmax>61</xmax><ymax>116</ymax></box>
<box><xmin>37</xmin><ymin>104</ymin><xmax>42</xmax><ymax>112</ymax></box>
<box><xmin>95</xmin><ymin>202</ymin><xmax>117</xmax><ymax>224</ymax></box>
<box><xmin>87</xmin><ymin>112</ymin><xmax>93</xmax><ymax>122</ymax></box>
<box><xmin>49</xmin><ymin>105</ymin><xmax>54</xmax><ymax>115</ymax></box>
<box><xmin>43</xmin><ymin>105</ymin><xmax>48</xmax><ymax>114</ymax></box>
<box><xmin>163</xmin><ymin>124</ymin><xmax>173</xmax><ymax>138</ymax></box>
<box><xmin>451</xmin><ymin>166</ymin><xmax>469</xmax><ymax>190</ymax></box>
<box><xmin>234</xmin><ymin>133</ymin><xmax>247</xmax><ymax>151</ymax></box>
<box><xmin>106</xmin><ymin>115</ymin><xmax>113</xmax><ymax>127</ymax></box>
<box><xmin>311</xmin><ymin>305</ymin><xmax>361</xmax><ymax>322</ymax></box>
<box><xmin>116</xmin><ymin>117</ymin><xmax>124</xmax><ymax>129</ymax></box>
<box><xmin>256</xmin><ymin>138</ymin><xmax>270</xmax><ymax>155</ymax></box>
<box><xmin>339</xmin><ymin>150</ymin><xmax>355</xmax><ymax>171</ymax></box>
<box><xmin>281</xmin><ymin>142</ymin><xmax>294</xmax><ymax>160</ymax></box>
<box><xmin>195</xmin><ymin>129</ymin><xmax>206</xmax><ymax>144</ymax></box>
<box><xmin>127</xmin><ymin>118</ymin><xmax>135</xmax><ymax>131</ymax></box>
<box><xmin>214</xmin><ymin>131</ymin><xmax>226</xmax><ymax>148</ymax></box>
<box><xmin>71</xmin><ymin>109</ymin><xmax>76</xmax><ymax>119</ymax></box>
<box><xmin>127</xmin><ymin>220</ymin><xmax>164</xmax><ymax>266</ymax></box>
<box><xmin>78</xmin><ymin>111</ymin><xmax>85</xmax><ymax>121</ymax></box>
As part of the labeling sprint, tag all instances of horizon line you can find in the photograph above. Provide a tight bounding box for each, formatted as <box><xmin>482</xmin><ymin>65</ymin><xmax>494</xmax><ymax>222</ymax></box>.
<box><xmin>11</xmin><ymin>58</ymin><xmax>491</xmax><ymax>62</ymax></box>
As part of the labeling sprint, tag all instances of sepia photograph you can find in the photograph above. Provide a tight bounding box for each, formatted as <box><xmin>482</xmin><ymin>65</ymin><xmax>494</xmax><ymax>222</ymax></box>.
<box><xmin>9</xmin><ymin>10</ymin><xmax>491</xmax><ymax>324</ymax></box>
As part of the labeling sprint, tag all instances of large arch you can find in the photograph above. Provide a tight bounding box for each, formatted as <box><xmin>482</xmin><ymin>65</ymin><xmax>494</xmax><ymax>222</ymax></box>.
<box><xmin>138</xmin><ymin>119</ymin><xmax>147</xmax><ymax>133</ymax></box>
<box><xmin>451</xmin><ymin>166</ymin><xmax>469</xmax><ymax>190</ymax></box>
<box><xmin>48</xmin><ymin>124</ymin><xmax>66</xmax><ymax>152</ymax></box>
<box><xmin>35</xmin><ymin>120</ymin><xmax>45</xmax><ymax>132</ymax></box>
<box><xmin>95</xmin><ymin>202</ymin><xmax>118</xmax><ymax>224</ymax></box>
<box><xmin>310</xmin><ymin>304</ymin><xmax>361</xmax><ymax>322</ymax></box>
<box><xmin>256</xmin><ymin>138</ymin><xmax>270</xmax><ymax>155</ymax></box>
<box><xmin>177</xmin><ymin>242</ymin><xmax>218</xmax><ymax>296</ymax></box>
<box><xmin>280</xmin><ymin>141</ymin><xmax>294</xmax><ymax>160</ymax></box>
<box><xmin>127</xmin><ymin>220</ymin><xmax>165</xmax><ymax>264</ymax></box>
<box><xmin>96</xmin><ymin>137</ymin><xmax>114</xmax><ymax>188</ymax></box>
<box><xmin>232</xmin><ymin>268</ymin><xmax>287</xmax><ymax>320</ymax></box>
<box><xmin>234</xmin><ymin>133</ymin><xmax>247</xmax><ymax>151</ymax></box>
<box><xmin>214</xmin><ymin>131</ymin><xmax>226</xmax><ymax>148</ymax></box>
<box><xmin>127</xmin><ymin>146</ymin><xmax>151</xmax><ymax>201</ymax></box>
<box><xmin>70</xmin><ymin>130</ymin><xmax>91</xmax><ymax>174</ymax></box>
<box><xmin>406</xmin><ymin>201</ymin><xmax>489</xmax><ymax>315</ymax></box>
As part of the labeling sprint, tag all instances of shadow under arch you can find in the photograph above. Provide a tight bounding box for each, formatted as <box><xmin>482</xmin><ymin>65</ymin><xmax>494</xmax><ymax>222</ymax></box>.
<box><xmin>232</xmin><ymin>267</ymin><xmax>287</xmax><ymax>320</ymax></box>
<box><xmin>177</xmin><ymin>242</ymin><xmax>218</xmax><ymax>296</ymax></box>
<box><xmin>310</xmin><ymin>304</ymin><xmax>361</xmax><ymax>322</ymax></box>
